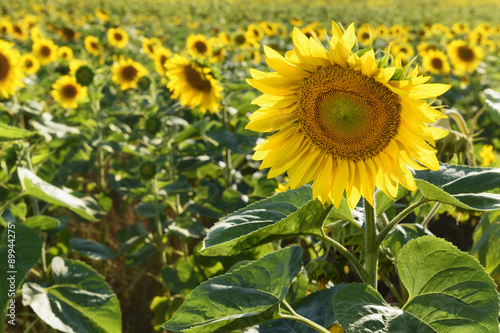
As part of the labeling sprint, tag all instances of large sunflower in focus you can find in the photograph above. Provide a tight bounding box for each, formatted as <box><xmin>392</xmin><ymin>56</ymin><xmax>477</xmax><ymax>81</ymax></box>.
<box><xmin>111</xmin><ymin>58</ymin><xmax>148</xmax><ymax>90</ymax></box>
<box><xmin>446</xmin><ymin>40</ymin><xmax>483</xmax><ymax>74</ymax></box>
<box><xmin>51</xmin><ymin>75</ymin><xmax>87</xmax><ymax>109</ymax></box>
<box><xmin>165</xmin><ymin>54</ymin><xmax>223</xmax><ymax>114</ymax></box>
<box><xmin>0</xmin><ymin>41</ymin><xmax>24</xmax><ymax>98</ymax></box>
<box><xmin>246</xmin><ymin>22</ymin><xmax>450</xmax><ymax>209</ymax></box>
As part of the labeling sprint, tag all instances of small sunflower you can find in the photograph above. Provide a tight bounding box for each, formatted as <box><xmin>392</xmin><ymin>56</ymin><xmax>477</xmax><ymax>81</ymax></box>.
<box><xmin>108</xmin><ymin>27</ymin><xmax>129</xmax><ymax>48</ymax></box>
<box><xmin>421</xmin><ymin>50</ymin><xmax>450</xmax><ymax>75</ymax></box>
<box><xmin>246</xmin><ymin>22</ymin><xmax>450</xmax><ymax>209</ymax></box>
<box><xmin>416</xmin><ymin>42</ymin><xmax>439</xmax><ymax>56</ymax></box>
<box><xmin>95</xmin><ymin>9</ymin><xmax>110</xmax><ymax>22</ymax></box>
<box><xmin>51</xmin><ymin>75</ymin><xmax>87</xmax><ymax>109</ymax></box>
<box><xmin>0</xmin><ymin>40</ymin><xmax>25</xmax><ymax>98</ymax></box>
<box><xmin>112</xmin><ymin>58</ymin><xmax>148</xmax><ymax>90</ymax></box>
<box><xmin>376</xmin><ymin>24</ymin><xmax>389</xmax><ymax>39</ymax></box>
<box><xmin>186</xmin><ymin>34</ymin><xmax>212</xmax><ymax>59</ymax></box>
<box><xmin>11</xmin><ymin>22</ymin><xmax>28</xmax><ymax>41</ymax></box>
<box><xmin>357</xmin><ymin>24</ymin><xmax>374</xmax><ymax>47</ymax></box>
<box><xmin>0</xmin><ymin>20</ymin><xmax>13</xmax><ymax>35</ymax></box>
<box><xmin>452</xmin><ymin>22</ymin><xmax>470</xmax><ymax>35</ymax></box>
<box><xmin>57</xmin><ymin>27</ymin><xmax>80</xmax><ymax>41</ymax></box>
<box><xmin>480</xmin><ymin>144</ymin><xmax>497</xmax><ymax>167</ymax></box>
<box><xmin>260</xmin><ymin>21</ymin><xmax>279</xmax><ymax>37</ymax></box>
<box><xmin>84</xmin><ymin>36</ymin><xmax>100</xmax><ymax>56</ymax></box>
<box><xmin>232</xmin><ymin>31</ymin><xmax>257</xmax><ymax>50</ymax></box>
<box><xmin>247</xmin><ymin>24</ymin><xmax>264</xmax><ymax>41</ymax></box>
<box><xmin>32</xmin><ymin>38</ymin><xmax>58</xmax><ymax>65</ymax></box>
<box><xmin>153</xmin><ymin>47</ymin><xmax>172</xmax><ymax>75</ymax></box>
<box><xmin>446</xmin><ymin>40</ymin><xmax>483</xmax><ymax>74</ymax></box>
<box><xmin>142</xmin><ymin>37</ymin><xmax>162</xmax><ymax>57</ymax></box>
<box><xmin>21</xmin><ymin>53</ymin><xmax>40</xmax><ymax>75</ymax></box>
<box><xmin>391</xmin><ymin>42</ymin><xmax>415</xmax><ymax>63</ymax></box>
<box><xmin>165</xmin><ymin>54</ymin><xmax>223</xmax><ymax>114</ymax></box>
<box><xmin>58</xmin><ymin>46</ymin><xmax>74</xmax><ymax>61</ymax></box>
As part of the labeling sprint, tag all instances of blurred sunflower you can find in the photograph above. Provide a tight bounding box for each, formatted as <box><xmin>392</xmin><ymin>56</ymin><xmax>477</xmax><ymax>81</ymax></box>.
<box><xmin>469</xmin><ymin>27</ymin><xmax>489</xmax><ymax>45</ymax></box>
<box><xmin>246</xmin><ymin>22</ymin><xmax>450</xmax><ymax>209</ymax></box>
<box><xmin>0</xmin><ymin>41</ymin><xmax>24</xmax><ymax>98</ymax></box>
<box><xmin>84</xmin><ymin>36</ymin><xmax>100</xmax><ymax>56</ymax></box>
<box><xmin>21</xmin><ymin>53</ymin><xmax>40</xmax><ymax>75</ymax></box>
<box><xmin>376</xmin><ymin>24</ymin><xmax>389</xmax><ymax>39</ymax></box>
<box><xmin>58</xmin><ymin>46</ymin><xmax>73</xmax><ymax>61</ymax></box>
<box><xmin>416</xmin><ymin>42</ymin><xmax>438</xmax><ymax>56</ymax></box>
<box><xmin>260</xmin><ymin>21</ymin><xmax>279</xmax><ymax>37</ymax></box>
<box><xmin>357</xmin><ymin>23</ymin><xmax>374</xmax><ymax>47</ymax></box>
<box><xmin>446</xmin><ymin>40</ymin><xmax>483</xmax><ymax>74</ymax></box>
<box><xmin>32</xmin><ymin>38</ymin><xmax>58</xmax><ymax>65</ymax></box>
<box><xmin>232</xmin><ymin>31</ymin><xmax>257</xmax><ymax>50</ymax></box>
<box><xmin>51</xmin><ymin>75</ymin><xmax>87</xmax><ymax>109</ymax></box>
<box><xmin>95</xmin><ymin>9</ymin><xmax>110</xmax><ymax>22</ymax></box>
<box><xmin>452</xmin><ymin>22</ymin><xmax>470</xmax><ymax>35</ymax></box>
<box><xmin>480</xmin><ymin>144</ymin><xmax>497</xmax><ymax>167</ymax></box>
<box><xmin>290</xmin><ymin>18</ymin><xmax>303</xmax><ymax>26</ymax></box>
<box><xmin>247</xmin><ymin>23</ymin><xmax>264</xmax><ymax>41</ymax></box>
<box><xmin>112</xmin><ymin>58</ymin><xmax>148</xmax><ymax>90</ymax></box>
<box><xmin>108</xmin><ymin>27</ymin><xmax>129</xmax><ymax>48</ymax></box>
<box><xmin>142</xmin><ymin>37</ymin><xmax>162</xmax><ymax>57</ymax></box>
<box><xmin>421</xmin><ymin>50</ymin><xmax>450</xmax><ymax>75</ymax></box>
<box><xmin>186</xmin><ymin>34</ymin><xmax>212</xmax><ymax>59</ymax></box>
<box><xmin>0</xmin><ymin>20</ymin><xmax>13</xmax><ymax>35</ymax></box>
<box><xmin>153</xmin><ymin>47</ymin><xmax>172</xmax><ymax>75</ymax></box>
<box><xmin>11</xmin><ymin>22</ymin><xmax>28</xmax><ymax>41</ymax></box>
<box><xmin>30</xmin><ymin>26</ymin><xmax>43</xmax><ymax>41</ymax></box>
<box><xmin>165</xmin><ymin>54</ymin><xmax>223</xmax><ymax>114</ymax></box>
<box><xmin>57</xmin><ymin>27</ymin><xmax>80</xmax><ymax>41</ymax></box>
<box><xmin>391</xmin><ymin>42</ymin><xmax>415</xmax><ymax>64</ymax></box>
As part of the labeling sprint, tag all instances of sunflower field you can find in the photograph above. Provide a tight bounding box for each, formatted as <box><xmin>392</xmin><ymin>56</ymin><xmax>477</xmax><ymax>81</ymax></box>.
<box><xmin>1</xmin><ymin>0</ymin><xmax>500</xmax><ymax>332</ymax></box>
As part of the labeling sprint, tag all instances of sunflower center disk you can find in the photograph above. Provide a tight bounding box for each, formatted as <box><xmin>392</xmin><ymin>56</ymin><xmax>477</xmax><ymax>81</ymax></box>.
<box><xmin>0</xmin><ymin>53</ymin><xmax>9</xmax><ymax>80</ymax></box>
<box><xmin>184</xmin><ymin>66</ymin><xmax>211</xmax><ymax>92</ymax></box>
<box><xmin>297</xmin><ymin>66</ymin><xmax>402</xmax><ymax>162</ymax></box>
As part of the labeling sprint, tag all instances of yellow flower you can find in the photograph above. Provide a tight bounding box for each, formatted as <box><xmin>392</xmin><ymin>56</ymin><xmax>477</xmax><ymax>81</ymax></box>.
<box><xmin>452</xmin><ymin>22</ymin><xmax>470</xmax><ymax>35</ymax></box>
<box><xmin>260</xmin><ymin>21</ymin><xmax>279</xmax><ymax>37</ymax></box>
<box><xmin>275</xmin><ymin>177</ymin><xmax>290</xmax><ymax>193</ymax></box>
<box><xmin>416</xmin><ymin>42</ymin><xmax>438</xmax><ymax>56</ymax></box>
<box><xmin>391</xmin><ymin>42</ymin><xmax>415</xmax><ymax>63</ymax></box>
<box><xmin>232</xmin><ymin>31</ymin><xmax>257</xmax><ymax>50</ymax></box>
<box><xmin>0</xmin><ymin>20</ymin><xmax>13</xmax><ymax>35</ymax></box>
<box><xmin>153</xmin><ymin>47</ymin><xmax>172</xmax><ymax>75</ymax></box>
<box><xmin>111</xmin><ymin>58</ymin><xmax>148</xmax><ymax>90</ymax></box>
<box><xmin>51</xmin><ymin>75</ymin><xmax>87</xmax><ymax>109</ymax></box>
<box><xmin>357</xmin><ymin>23</ymin><xmax>374</xmax><ymax>47</ymax></box>
<box><xmin>446</xmin><ymin>40</ymin><xmax>483</xmax><ymax>74</ymax></box>
<box><xmin>95</xmin><ymin>9</ymin><xmax>110</xmax><ymax>22</ymax></box>
<box><xmin>422</xmin><ymin>50</ymin><xmax>450</xmax><ymax>75</ymax></box>
<box><xmin>58</xmin><ymin>46</ymin><xmax>74</xmax><ymax>61</ymax></box>
<box><xmin>246</xmin><ymin>22</ymin><xmax>450</xmax><ymax>209</ymax></box>
<box><xmin>290</xmin><ymin>18</ymin><xmax>303</xmax><ymax>26</ymax></box>
<box><xmin>108</xmin><ymin>27</ymin><xmax>129</xmax><ymax>48</ymax></box>
<box><xmin>11</xmin><ymin>22</ymin><xmax>28</xmax><ymax>41</ymax></box>
<box><xmin>32</xmin><ymin>38</ymin><xmax>58</xmax><ymax>65</ymax></box>
<box><xmin>376</xmin><ymin>24</ymin><xmax>389</xmax><ymax>39</ymax></box>
<box><xmin>247</xmin><ymin>23</ymin><xmax>264</xmax><ymax>41</ymax></box>
<box><xmin>84</xmin><ymin>36</ymin><xmax>100</xmax><ymax>56</ymax></box>
<box><xmin>21</xmin><ymin>53</ymin><xmax>40</xmax><ymax>75</ymax></box>
<box><xmin>165</xmin><ymin>54</ymin><xmax>223</xmax><ymax>114</ymax></box>
<box><xmin>0</xmin><ymin>40</ymin><xmax>24</xmax><ymax>98</ymax></box>
<box><xmin>186</xmin><ymin>34</ymin><xmax>212</xmax><ymax>59</ymax></box>
<box><xmin>142</xmin><ymin>37</ymin><xmax>162</xmax><ymax>57</ymax></box>
<box><xmin>480</xmin><ymin>145</ymin><xmax>497</xmax><ymax>167</ymax></box>
<box><xmin>57</xmin><ymin>27</ymin><xmax>80</xmax><ymax>41</ymax></box>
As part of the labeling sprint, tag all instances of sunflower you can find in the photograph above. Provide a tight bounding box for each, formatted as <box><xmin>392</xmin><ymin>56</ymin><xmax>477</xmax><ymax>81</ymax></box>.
<box><xmin>232</xmin><ymin>31</ymin><xmax>257</xmax><ymax>50</ymax></box>
<box><xmin>186</xmin><ymin>34</ymin><xmax>212</xmax><ymax>59</ymax></box>
<box><xmin>153</xmin><ymin>47</ymin><xmax>172</xmax><ymax>75</ymax></box>
<box><xmin>421</xmin><ymin>50</ymin><xmax>450</xmax><ymax>75</ymax></box>
<box><xmin>247</xmin><ymin>24</ymin><xmax>264</xmax><ymax>41</ymax></box>
<box><xmin>142</xmin><ymin>37</ymin><xmax>162</xmax><ymax>57</ymax></box>
<box><xmin>112</xmin><ymin>58</ymin><xmax>148</xmax><ymax>90</ymax></box>
<box><xmin>376</xmin><ymin>24</ymin><xmax>389</xmax><ymax>39</ymax></box>
<box><xmin>0</xmin><ymin>41</ymin><xmax>24</xmax><ymax>98</ymax></box>
<box><xmin>290</xmin><ymin>18</ymin><xmax>303</xmax><ymax>26</ymax></box>
<box><xmin>108</xmin><ymin>27</ymin><xmax>129</xmax><ymax>48</ymax></box>
<box><xmin>452</xmin><ymin>22</ymin><xmax>470</xmax><ymax>35</ymax></box>
<box><xmin>12</xmin><ymin>22</ymin><xmax>28</xmax><ymax>41</ymax></box>
<box><xmin>446</xmin><ymin>40</ymin><xmax>483</xmax><ymax>74</ymax></box>
<box><xmin>260</xmin><ymin>21</ymin><xmax>279</xmax><ymax>37</ymax></box>
<box><xmin>357</xmin><ymin>24</ymin><xmax>374</xmax><ymax>47</ymax></box>
<box><xmin>84</xmin><ymin>36</ymin><xmax>100</xmax><ymax>56</ymax></box>
<box><xmin>30</xmin><ymin>26</ymin><xmax>43</xmax><ymax>41</ymax></box>
<box><xmin>32</xmin><ymin>38</ymin><xmax>58</xmax><ymax>65</ymax></box>
<box><xmin>95</xmin><ymin>9</ymin><xmax>110</xmax><ymax>22</ymax></box>
<box><xmin>58</xmin><ymin>46</ymin><xmax>73</xmax><ymax>61</ymax></box>
<box><xmin>57</xmin><ymin>27</ymin><xmax>80</xmax><ymax>41</ymax></box>
<box><xmin>246</xmin><ymin>22</ymin><xmax>450</xmax><ymax>209</ymax></box>
<box><xmin>391</xmin><ymin>42</ymin><xmax>415</xmax><ymax>63</ymax></box>
<box><xmin>165</xmin><ymin>54</ymin><xmax>223</xmax><ymax>114</ymax></box>
<box><xmin>480</xmin><ymin>144</ymin><xmax>497</xmax><ymax>167</ymax></box>
<box><xmin>51</xmin><ymin>75</ymin><xmax>87</xmax><ymax>109</ymax></box>
<box><xmin>0</xmin><ymin>20</ymin><xmax>13</xmax><ymax>35</ymax></box>
<box><xmin>416</xmin><ymin>42</ymin><xmax>438</xmax><ymax>56</ymax></box>
<box><xmin>21</xmin><ymin>53</ymin><xmax>40</xmax><ymax>75</ymax></box>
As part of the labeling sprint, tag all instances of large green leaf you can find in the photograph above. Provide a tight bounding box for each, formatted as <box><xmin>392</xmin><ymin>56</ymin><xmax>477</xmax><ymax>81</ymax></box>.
<box><xmin>69</xmin><ymin>238</ymin><xmax>117</xmax><ymax>260</ymax></box>
<box><xmin>0</xmin><ymin>122</ymin><xmax>35</xmax><ymax>141</ymax></box>
<box><xmin>18</xmin><ymin>167</ymin><xmax>97</xmax><ymax>221</ymax></box>
<box><xmin>412</xmin><ymin>163</ymin><xmax>500</xmax><ymax>211</ymax></box>
<box><xmin>22</xmin><ymin>257</ymin><xmax>122</xmax><ymax>333</ymax></box>
<box><xmin>162</xmin><ymin>246</ymin><xmax>303</xmax><ymax>333</ymax></box>
<box><xmin>0</xmin><ymin>223</ymin><xmax>42</xmax><ymax>313</ymax></box>
<box><xmin>383</xmin><ymin>223</ymin><xmax>433</xmax><ymax>257</ymax></box>
<box><xmin>22</xmin><ymin>215</ymin><xmax>60</xmax><ymax>230</ymax></box>
<box><xmin>333</xmin><ymin>236</ymin><xmax>500</xmax><ymax>332</ymax></box>
<box><xmin>471</xmin><ymin>210</ymin><xmax>500</xmax><ymax>274</ymax></box>
<box><xmin>259</xmin><ymin>286</ymin><xmax>343</xmax><ymax>333</ymax></box>
<box><xmin>201</xmin><ymin>186</ymin><xmax>353</xmax><ymax>256</ymax></box>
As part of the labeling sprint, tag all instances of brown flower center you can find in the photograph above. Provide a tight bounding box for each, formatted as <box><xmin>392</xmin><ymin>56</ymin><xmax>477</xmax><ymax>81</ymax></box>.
<box><xmin>0</xmin><ymin>53</ymin><xmax>10</xmax><ymax>80</ymax></box>
<box><xmin>121</xmin><ymin>65</ymin><xmax>138</xmax><ymax>81</ymax></box>
<box><xmin>184</xmin><ymin>65</ymin><xmax>211</xmax><ymax>92</ymax></box>
<box><xmin>62</xmin><ymin>84</ymin><xmax>78</xmax><ymax>99</ymax></box>
<box><xmin>431</xmin><ymin>57</ymin><xmax>443</xmax><ymax>70</ymax></box>
<box><xmin>193</xmin><ymin>40</ymin><xmax>208</xmax><ymax>54</ymax></box>
<box><xmin>457</xmin><ymin>45</ymin><xmax>474</xmax><ymax>62</ymax></box>
<box><xmin>296</xmin><ymin>66</ymin><xmax>401</xmax><ymax>162</ymax></box>
<box><xmin>40</xmin><ymin>45</ymin><xmax>51</xmax><ymax>57</ymax></box>
<box><xmin>114</xmin><ymin>33</ymin><xmax>123</xmax><ymax>41</ymax></box>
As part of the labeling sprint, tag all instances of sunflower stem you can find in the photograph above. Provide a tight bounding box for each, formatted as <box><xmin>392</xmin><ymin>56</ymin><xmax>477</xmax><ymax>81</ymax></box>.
<box><xmin>320</xmin><ymin>228</ymin><xmax>369</xmax><ymax>283</ymax></box>
<box><xmin>364</xmin><ymin>197</ymin><xmax>378</xmax><ymax>289</ymax></box>
<box><xmin>278</xmin><ymin>299</ymin><xmax>330</xmax><ymax>333</ymax></box>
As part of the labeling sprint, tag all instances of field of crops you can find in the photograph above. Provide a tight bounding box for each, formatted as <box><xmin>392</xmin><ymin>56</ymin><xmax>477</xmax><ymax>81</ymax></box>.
<box><xmin>1</xmin><ymin>0</ymin><xmax>500</xmax><ymax>332</ymax></box>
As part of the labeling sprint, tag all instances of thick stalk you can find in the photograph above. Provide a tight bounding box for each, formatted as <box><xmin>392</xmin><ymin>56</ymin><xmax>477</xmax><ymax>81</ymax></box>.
<box><xmin>279</xmin><ymin>299</ymin><xmax>330</xmax><ymax>333</ymax></box>
<box><xmin>364</xmin><ymin>197</ymin><xmax>378</xmax><ymax>289</ymax></box>
<box><xmin>320</xmin><ymin>228</ymin><xmax>369</xmax><ymax>283</ymax></box>
<box><xmin>380</xmin><ymin>274</ymin><xmax>404</xmax><ymax>305</ymax></box>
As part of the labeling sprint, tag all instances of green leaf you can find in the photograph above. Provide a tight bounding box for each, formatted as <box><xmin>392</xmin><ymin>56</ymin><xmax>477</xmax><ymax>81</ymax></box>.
<box><xmin>484</xmin><ymin>88</ymin><xmax>500</xmax><ymax>124</ymax></box>
<box><xmin>375</xmin><ymin>185</ymin><xmax>409</xmax><ymax>217</ymax></box>
<box><xmin>22</xmin><ymin>257</ymin><xmax>122</xmax><ymax>333</ymax></box>
<box><xmin>161</xmin><ymin>257</ymin><xmax>200</xmax><ymax>297</ymax></box>
<box><xmin>69</xmin><ymin>238</ymin><xmax>117</xmax><ymax>260</ymax></box>
<box><xmin>471</xmin><ymin>210</ymin><xmax>500</xmax><ymax>273</ymax></box>
<box><xmin>0</xmin><ymin>223</ymin><xmax>42</xmax><ymax>312</ymax></box>
<box><xmin>0</xmin><ymin>122</ymin><xmax>35</xmax><ymax>141</ymax></box>
<box><xmin>18</xmin><ymin>167</ymin><xmax>97</xmax><ymax>221</ymax></box>
<box><xmin>162</xmin><ymin>246</ymin><xmax>303</xmax><ymax>333</ymax></box>
<box><xmin>201</xmin><ymin>186</ymin><xmax>351</xmax><ymax>256</ymax></box>
<box><xmin>260</xmin><ymin>286</ymin><xmax>343</xmax><ymax>333</ymax></box>
<box><xmin>413</xmin><ymin>163</ymin><xmax>500</xmax><ymax>211</ymax></box>
<box><xmin>334</xmin><ymin>236</ymin><xmax>500</xmax><ymax>332</ymax></box>
<box><xmin>383</xmin><ymin>223</ymin><xmax>433</xmax><ymax>257</ymax></box>
<box><xmin>23</xmin><ymin>215</ymin><xmax>60</xmax><ymax>230</ymax></box>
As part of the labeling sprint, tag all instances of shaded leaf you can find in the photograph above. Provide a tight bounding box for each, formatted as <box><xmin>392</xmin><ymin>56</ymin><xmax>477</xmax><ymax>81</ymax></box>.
<box><xmin>23</xmin><ymin>215</ymin><xmax>60</xmax><ymax>230</ymax></box>
<box><xmin>383</xmin><ymin>224</ymin><xmax>433</xmax><ymax>257</ymax></box>
<box><xmin>69</xmin><ymin>238</ymin><xmax>117</xmax><ymax>260</ymax></box>
<box><xmin>0</xmin><ymin>122</ymin><xmax>35</xmax><ymax>141</ymax></box>
<box><xmin>471</xmin><ymin>210</ymin><xmax>500</xmax><ymax>273</ymax></box>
